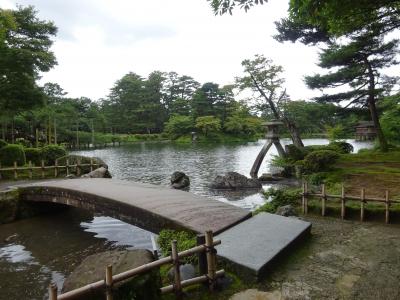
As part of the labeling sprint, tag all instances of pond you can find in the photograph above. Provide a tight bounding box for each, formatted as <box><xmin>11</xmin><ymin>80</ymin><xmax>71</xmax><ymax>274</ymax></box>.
<box><xmin>0</xmin><ymin>138</ymin><xmax>372</xmax><ymax>299</ymax></box>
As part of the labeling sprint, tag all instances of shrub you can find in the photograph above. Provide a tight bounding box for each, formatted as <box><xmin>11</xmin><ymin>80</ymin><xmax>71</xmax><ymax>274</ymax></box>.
<box><xmin>0</xmin><ymin>139</ymin><xmax>7</xmax><ymax>149</ymax></box>
<box><xmin>0</xmin><ymin>144</ymin><xmax>26</xmax><ymax>166</ymax></box>
<box><xmin>195</xmin><ymin>116</ymin><xmax>221</xmax><ymax>136</ymax></box>
<box><xmin>285</xmin><ymin>144</ymin><xmax>307</xmax><ymax>161</ymax></box>
<box><xmin>24</xmin><ymin>148</ymin><xmax>42</xmax><ymax>165</ymax></box>
<box><xmin>15</xmin><ymin>138</ymin><xmax>31</xmax><ymax>147</ymax></box>
<box><xmin>157</xmin><ymin>230</ymin><xmax>197</xmax><ymax>264</ymax></box>
<box><xmin>303</xmin><ymin>150</ymin><xmax>340</xmax><ymax>173</ymax></box>
<box><xmin>41</xmin><ymin>145</ymin><xmax>67</xmax><ymax>165</ymax></box>
<box><xmin>255</xmin><ymin>188</ymin><xmax>301</xmax><ymax>214</ymax></box>
<box><xmin>328</xmin><ymin>141</ymin><xmax>354</xmax><ymax>154</ymax></box>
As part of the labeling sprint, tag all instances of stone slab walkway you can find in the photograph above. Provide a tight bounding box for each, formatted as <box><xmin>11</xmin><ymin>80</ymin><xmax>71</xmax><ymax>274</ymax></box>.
<box><xmin>216</xmin><ymin>213</ymin><xmax>311</xmax><ymax>281</ymax></box>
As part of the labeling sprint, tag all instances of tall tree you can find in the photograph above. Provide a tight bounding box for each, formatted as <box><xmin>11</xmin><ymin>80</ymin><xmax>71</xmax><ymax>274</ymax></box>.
<box><xmin>304</xmin><ymin>33</ymin><xmax>398</xmax><ymax>150</ymax></box>
<box><xmin>236</xmin><ymin>55</ymin><xmax>304</xmax><ymax>147</ymax></box>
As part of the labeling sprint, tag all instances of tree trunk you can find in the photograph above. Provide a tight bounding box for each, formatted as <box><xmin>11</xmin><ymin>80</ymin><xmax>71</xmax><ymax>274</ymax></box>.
<box><xmin>249</xmin><ymin>73</ymin><xmax>304</xmax><ymax>148</ymax></box>
<box><xmin>365</xmin><ymin>57</ymin><xmax>388</xmax><ymax>151</ymax></box>
<box><xmin>11</xmin><ymin>117</ymin><xmax>15</xmax><ymax>143</ymax></box>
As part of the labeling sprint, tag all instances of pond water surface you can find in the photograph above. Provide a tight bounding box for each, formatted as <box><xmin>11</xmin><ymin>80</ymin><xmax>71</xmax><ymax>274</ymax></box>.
<box><xmin>0</xmin><ymin>138</ymin><xmax>372</xmax><ymax>299</ymax></box>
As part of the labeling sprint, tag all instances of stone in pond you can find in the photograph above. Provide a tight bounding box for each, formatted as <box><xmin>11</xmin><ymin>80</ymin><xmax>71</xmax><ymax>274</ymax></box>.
<box><xmin>62</xmin><ymin>249</ymin><xmax>160</xmax><ymax>300</ymax></box>
<box><xmin>209</xmin><ymin>172</ymin><xmax>262</xmax><ymax>190</ymax></box>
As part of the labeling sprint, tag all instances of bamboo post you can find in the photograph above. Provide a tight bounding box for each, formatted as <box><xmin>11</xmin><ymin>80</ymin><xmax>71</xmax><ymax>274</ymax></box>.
<box><xmin>321</xmin><ymin>184</ymin><xmax>326</xmax><ymax>216</ymax></box>
<box><xmin>196</xmin><ymin>234</ymin><xmax>207</xmax><ymax>277</ymax></box>
<box><xmin>105</xmin><ymin>265</ymin><xmax>113</xmax><ymax>300</ymax></box>
<box><xmin>28</xmin><ymin>161</ymin><xmax>32</xmax><ymax>179</ymax></box>
<box><xmin>13</xmin><ymin>161</ymin><xmax>17</xmax><ymax>180</ymax></box>
<box><xmin>77</xmin><ymin>159</ymin><xmax>81</xmax><ymax>176</ymax></box>
<box><xmin>66</xmin><ymin>159</ymin><xmax>70</xmax><ymax>176</ymax></box>
<box><xmin>341</xmin><ymin>184</ymin><xmax>346</xmax><ymax>220</ymax></box>
<box><xmin>171</xmin><ymin>240</ymin><xmax>182</xmax><ymax>298</ymax></box>
<box><xmin>90</xmin><ymin>158</ymin><xmax>93</xmax><ymax>172</ymax></box>
<box><xmin>49</xmin><ymin>283</ymin><xmax>57</xmax><ymax>300</ymax></box>
<box><xmin>205</xmin><ymin>230</ymin><xmax>216</xmax><ymax>291</ymax></box>
<box><xmin>360</xmin><ymin>188</ymin><xmax>365</xmax><ymax>222</ymax></box>
<box><xmin>41</xmin><ymin>160</ymin><xmax>45</xmax><ymax>178</ymax></box>
<box><xmin>385</xmin><ymin>190</ymin><xmax>390</xmax><ymax>224</ymax></box>
<box><xmin>54</xmin><ymin>160</ymin><xmax>58</xmax><ymax>178</ymax></box>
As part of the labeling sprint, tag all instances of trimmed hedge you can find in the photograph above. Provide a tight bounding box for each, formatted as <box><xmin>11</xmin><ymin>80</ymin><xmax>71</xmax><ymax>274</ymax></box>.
<box><xmin>303</xmin><ymin>150</ymin><xmax>339</xmax><ymax>173</ymax></box>
<box><xmin>41</xmin><ymin>145</ymin><xmax>67</xmax><ymax>165</ymax></box>
<box><xmin>0</xmin><ymin>144</ymin><xmax>26</xmax><ymax>166</ymax></box>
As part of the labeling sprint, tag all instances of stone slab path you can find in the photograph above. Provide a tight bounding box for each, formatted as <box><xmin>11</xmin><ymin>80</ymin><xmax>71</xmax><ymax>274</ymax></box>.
<box><xmin>216</xmin><ymin>213</ymin><xmax>311</xmax><ymax>280</ymax></box>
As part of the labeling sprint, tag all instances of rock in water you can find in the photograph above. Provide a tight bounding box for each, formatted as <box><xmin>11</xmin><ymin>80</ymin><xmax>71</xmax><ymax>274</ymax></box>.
<box><xmin>81</xmin><ymin>167</ymin><xmax>112</xmax><ymax>178</ymax></box>
<box><xmin>276</xmin><ymin>205</ymin><xmax>298</xmax><ymax>217</ymax></box>
<box><xmin>170</xmin><ymin>171</ymin><xmax>190</xmax><ymax>189</ymax></box>
<box><xmin>62</xmin><ymin>249</ymin><xmax>161</xmax><ymax>300</ymax></box>
<box><xmin>258</xmin><ymin>173</ymin><xmax>282</xmax><ymax>182</ymax></box>
<box><xmin>209</xmin><ymin>172</ymin><xmax>262</xmax><ymax>190</ymax></box>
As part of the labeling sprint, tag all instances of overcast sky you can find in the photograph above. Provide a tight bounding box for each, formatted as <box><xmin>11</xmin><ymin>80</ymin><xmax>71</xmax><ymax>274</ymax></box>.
<box><xmin>0</xmin><ymin>0</ymin><xmax>381</xmax><ymax>102</ymax></box>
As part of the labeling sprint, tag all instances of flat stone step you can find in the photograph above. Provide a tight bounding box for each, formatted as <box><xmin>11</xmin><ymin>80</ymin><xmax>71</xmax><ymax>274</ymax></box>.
<box><xmin>215</xmin><ymin>213</ymin><xmax>311</xmax><ymax>281</ymax></box>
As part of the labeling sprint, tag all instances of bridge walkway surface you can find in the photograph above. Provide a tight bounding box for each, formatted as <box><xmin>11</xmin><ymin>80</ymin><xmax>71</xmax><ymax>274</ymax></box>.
<box><xmin>18</xmin><ymin>178</ymin><xmax>251</xmax><ymax>234</ymax></box>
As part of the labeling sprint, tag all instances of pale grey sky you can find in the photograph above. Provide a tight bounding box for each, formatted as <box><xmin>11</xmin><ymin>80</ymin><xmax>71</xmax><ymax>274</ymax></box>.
<box><xmin>2</xmin><ymin>0</ymin><xmax>397</xmax><ymax>102</ymax></box>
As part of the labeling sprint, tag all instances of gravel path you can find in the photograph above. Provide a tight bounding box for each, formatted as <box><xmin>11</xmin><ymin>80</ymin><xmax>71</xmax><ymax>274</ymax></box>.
<box><xmin>261</xmin><ymin>215</ymin><xmax>400</xmax><ymax>299</ymax></box>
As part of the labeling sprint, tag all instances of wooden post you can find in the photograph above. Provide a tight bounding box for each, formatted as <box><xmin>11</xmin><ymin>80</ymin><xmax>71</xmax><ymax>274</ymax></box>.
<box><xmin>205</xmin><ymin>230</ymin><xmax>216</xmax><ymax>291</ymax></box>
<box><xmin>28</xmin><ymin>161</ymin><xmax>32</xmax><ymax>179</ymax></box>
<box><xmin>41</xmin><ymin>160</ymin><xmax>45</xmax><ymax>178</ymax></box>
<box><xmin>35</xmin><ymin>128</ymin><xmax>39</xmax><ymax>148</ymax></box>
<box><xmin>66</xmin><ymin>159</ymin><xmax>70</xmax><ymax>177</ymax></box>
<box><xmin>302</xmin><ymin>182</ymin><xmax>306</xmax><ymax>214</ymax></box>
<box><xmin>77</xmin><ymin>158</ymin><xmax>81</xmax><ymax>176</ymax></box>
<box><xmin>321</xmin><ymin>184</ymin><xmax>326</xmax><ymax>216</ymax></box>
<box><xmin>360</xmin><ymin>188</ymin><xmax>365</xmax><ymax>222</ymax></box>
<box><xmin>90</xmin><ymin>158</ymin><xmax>93</xmax><ymax>172</ymax></box>
<box><xmin>0</xmin><ymin>163</ymin><xmax>2</xmax><ymax>180</ymax></box>
<box><xmin>197</xmin><ymin>234</ymin><xmax>207</xmax><ymax>277</ymax></box>
<box><xmin>171</xmin><ymin>240</ymin><xmax>182</xmax><ymax>298</ymax></box>
<box><xmin>385</xmin><ymin>190</ymin><xmax>390</xmax><ymax>224</ymax></box>
<box><xmin>341</xmin><ymin>184</ymin><xmax>346</xmax><ymax>220</ymax></box>
<box><xmin>13</xmin><ymin>161</ymin><xmax>17</xmax><ymax>180</ymax></box>
<box><xmin>54</xmin><ymin>160</ymin><xmax>58</xmax><ymax>178</ymax></box>
<box><xmin>49</xmin><ymin>283</ymin><xmax>57</xmax><ymax>300</ymax></box>
<box><xmin>304</xmin><ymin>182</ymin><xmax>308</xmax><ymax>214</ymax></box>
<box><xmin>105</xmin><ymin>265</ymin><xmax>113</xmax><ymax>300</ymax></box>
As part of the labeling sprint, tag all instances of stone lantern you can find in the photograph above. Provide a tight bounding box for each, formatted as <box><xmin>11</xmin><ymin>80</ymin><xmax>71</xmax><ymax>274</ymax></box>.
<box><xmin>250</xmin><ymin>120</ymin><xmax>286</xmax><ymax>178</ymax></box>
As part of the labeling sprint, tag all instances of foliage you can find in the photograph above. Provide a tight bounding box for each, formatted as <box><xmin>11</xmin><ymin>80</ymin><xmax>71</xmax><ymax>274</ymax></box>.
<box><xmin>0</xmin><ymin>6</ymin><xmax>57</xmax><ymax>116</ymax></box>
<box><xmin>41</xmin><ymin>145</ymin><xmax>67</xmax><ymax>165</ymax></box>
<box><xmin>195</xmin><ymin>116</ymin><xmax>221</xmax><ymax>136</ymax></box>
<box><xmin>255</xmin><ymin>187</ymin><xmax>301</xmax><ymax>214</ymax></box>
<box><xmin>302</xmin><ymin>150</ymin><xmax>340</xmax><ymax>173</ymax></box>
<box><xmin>326</xmin><ymin>124</ymin><xmax>346</xmax><ymax>141</ymax></box>
<box><xmin>0</xmin><ymin>139</ymin><xmax>7</xmax><ymax>149</ymax></box>
<box><xmin>24</xmin><ymin>148</ymin><xmax>42</xmax><ymax>165</ymax></box>
<box><xmin>328</xmin><ymin>141</ymin><xmax>354</xmax><ymax>154</ymax></box>
<box><xmin>0</xmin><ymin>144</ymin><xmax>26</xmax><ymax>166</ymax></box>
<box><xmin>285</xmin><ymin>144</ymin><xmax>307</xmax><ymax>161</ymax></box>
<box><xmin>236</xmin><ymin>54</ymin><xmax>304</xmax><ymax>147</ymax></box>
<box><xmin>380</xmin><ymin>94</ymin><xmax>400</xmax><ymax>143</ymax></box>
<box><xmin>157</xmin><ymin>230</ymin><xmax>197</xmax><ymax>264</ymax></box>
<box><xmin>164</xmin><ymin>115</ymin><xmax>193</xmax><ymax>138</ymax></box>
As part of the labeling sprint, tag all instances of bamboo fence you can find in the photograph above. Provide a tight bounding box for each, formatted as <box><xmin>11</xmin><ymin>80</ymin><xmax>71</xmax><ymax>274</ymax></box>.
<box><xmin>49</xmin><ymin>231</ymin><xmax>224</xmax><ymax>300</ymax></box>
<box><xmin>0</xmin><ymin>159</ymin><xmax>99</xmax><ymax>180</ymax></box>
<box><xmin>302</xmin><ymin>182</ymin><xmax>400</xmax><ymax>224</ymax></box>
